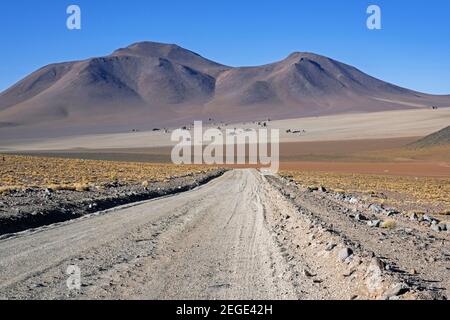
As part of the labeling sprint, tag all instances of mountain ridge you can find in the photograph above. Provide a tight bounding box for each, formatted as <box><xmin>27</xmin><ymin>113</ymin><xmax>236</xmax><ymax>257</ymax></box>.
<box><xmin>1</xmin><ymin>41</ymin><xmax>449</xmax><ymax>138</ymax></box>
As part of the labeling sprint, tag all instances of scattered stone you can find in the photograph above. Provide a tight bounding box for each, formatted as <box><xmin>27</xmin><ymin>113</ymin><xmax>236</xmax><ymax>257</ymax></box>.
<box><xmin>334</xmin><ymin>194</ymin><xmax>345</xmax><ymax>201</ymax></box>
<box><xmin>343</xmin><ymin>269</ymin><xmax>356</xmax><ymax>277</ymax></box>
<box><xmin>410</xmin><ymin>212</ymin><xmax>419</xmax><ymax>221</ymax></box>
<box><xmin>88</xmin><ymin>203</ymin><xmax>98</xmax><ymax>210</ymax></box>
<box><xmin>369</xmin><ymin>204</ymin><xmax>383</xmax><ymax>214</ymax></box>
<box><xmin>385</xmin><ymin>209</ymin><xmax>399</xmax><ymax>217</ymax></box>
<box><xmin>355</xmin><ymin>213</ymin><xmax>367</xmax><ymax>221</ymax></box>
<box><xmin>431</xmin><ymin>224</ymin><xmax>447</xmax><ymax>232</ymax></box>
<box><xmin>382</xmin><ymin>283</ymin><xmax>409</xmax><ymax>300</ymax></box>
<box><xmin>338</xmin><ymin>247</ymin><xmax>353</xmax><ymax>262</ymax></box>
<box><xmin>367</xmin><ymin>220</ymin><xmax>381</xmax><ymax>228</ymax></box>
<box><xmin>303</xmin><ymin>269</ymin><xmax>316</xmax><ymax>277</ymax></box>
<box><xmin>371</xmin><ymin>257</ymin><xmax>385</xmax><ymax>271</ymax></box>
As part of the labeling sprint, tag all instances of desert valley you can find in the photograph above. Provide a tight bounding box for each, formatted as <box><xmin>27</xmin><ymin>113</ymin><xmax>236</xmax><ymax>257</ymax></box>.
<box><xmin>0</xmin><ymin>41</ymin><xmax>449</xmax><ymax>300</ymax></box>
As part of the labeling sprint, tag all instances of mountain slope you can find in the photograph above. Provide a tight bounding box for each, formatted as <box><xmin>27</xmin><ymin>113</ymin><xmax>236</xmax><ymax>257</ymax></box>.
<box><xmin>1</xmin><ymin>41</ymin><xmax>449</xmax><ymax>137</ymax></box>
<box><xmin>411</xmin><ymin>125</ymin><xmax>450</xmax><ymax>148</ymax></box>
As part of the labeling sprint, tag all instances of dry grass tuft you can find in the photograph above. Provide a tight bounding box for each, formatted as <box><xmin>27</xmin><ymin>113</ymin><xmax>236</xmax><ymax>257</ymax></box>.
<box><xmin>381</xmin><ymin>219</ymin><xmax>397</xmax><ymax>229</ymax></box>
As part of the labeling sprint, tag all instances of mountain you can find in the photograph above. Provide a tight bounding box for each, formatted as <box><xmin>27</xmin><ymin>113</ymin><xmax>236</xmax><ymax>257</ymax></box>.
<box><xmin>1</xmin><ymin>41</ymin><xmax>449</xmax><ymax>138</ymax></box>
<box><xmin>411</xmin><ymin>125</ymin><xmax>450</xmax><ymax>148</ymax></box>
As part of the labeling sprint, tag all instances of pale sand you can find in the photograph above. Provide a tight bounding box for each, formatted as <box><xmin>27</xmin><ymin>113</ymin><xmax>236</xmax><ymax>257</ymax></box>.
<box><xmin>1</xmin><ymin>108</ymin><xmax>449</xmax><ymax>151</ymax></box>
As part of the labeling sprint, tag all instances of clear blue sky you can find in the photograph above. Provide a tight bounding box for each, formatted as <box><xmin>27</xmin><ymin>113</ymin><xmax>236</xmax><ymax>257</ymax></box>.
<box><xmin>1</xmin><ymin>0</ymin><xmax>449</xmax><ymax>94</ymax></box>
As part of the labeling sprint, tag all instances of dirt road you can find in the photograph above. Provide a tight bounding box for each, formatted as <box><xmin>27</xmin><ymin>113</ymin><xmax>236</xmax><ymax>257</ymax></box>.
<box><xmin>0</xmin><ymin>169</ymin><xmax>447</xmax><ymax>300</ymax></box>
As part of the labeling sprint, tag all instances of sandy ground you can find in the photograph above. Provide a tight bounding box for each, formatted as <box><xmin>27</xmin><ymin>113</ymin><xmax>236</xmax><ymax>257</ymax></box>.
<box><xmin>1</xmin><ymin>109</ymin><xmax>449</xmax><ymax>151</ymax></box>
<box><xmin>0</xmin><ymin>169</ymin><xmax>447</xmax><ymax>300</ymax></box>
<box><xmin>8</xmin><ymin>136</ymin><xmax>449</xmax><ymax>178</ymax></box>
<box><xmin>280</xmin><ymin>161</ymin><xmax>450</xmax><ymax>178</ymax></box>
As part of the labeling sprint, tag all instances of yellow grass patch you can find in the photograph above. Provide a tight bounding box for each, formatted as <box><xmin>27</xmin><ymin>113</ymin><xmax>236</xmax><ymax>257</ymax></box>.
<box><xmin>0</xmin><ymin>154</ymin><xmax>219</xmax><ymax>190</ymax></box>
<box><xmin>381</xmin><ymin>219</ymin><xmax>397</xmax><ymax>229</ymax></box>
<box><xmin>281</xmin><ymin>170</ymin><xmax>450</xmax><ymax>211</ymax></box>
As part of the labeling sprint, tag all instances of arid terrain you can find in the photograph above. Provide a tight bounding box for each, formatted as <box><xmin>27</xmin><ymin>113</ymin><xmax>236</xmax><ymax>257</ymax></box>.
<box><xmin>1</xmin><ymin>40</ymin><xmax>449</xmax><ymax>301</ymax></box>
<box><xmin>0</xmin><ymin>155</ymin><xmax>224</xmax><ymax>235</ymax></box>
<box><xmin>0</xmin><ymin>169</ymin><xmax>448</xmax><ymax>300</ymax></box>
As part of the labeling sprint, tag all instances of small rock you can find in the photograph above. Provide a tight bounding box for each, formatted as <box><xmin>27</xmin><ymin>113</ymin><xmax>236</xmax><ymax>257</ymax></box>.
<box><xmin>307</xmin><ymin>187</ymin><xmax>319</xmax><ymax>192</ymax></box>
<box><xmin>385</xmin><ymin>209</ymin><xmax>399</xmax><ymax>217</ymax></box>
<box><xmin>335</xmin><ymin>194</ymin><xmax>344</xmax><ymax>201</ymax></box>
<box><xmin>369</xmin><ymin>204</ymin><xmax>383</xmax><ymax>214</ymax></box>
<box><xmin>371</xmin><ymin>257</ymin><xmax>385</xmax><ymax>270</ymax></box>
<box><xmin>325</xmin><ymin>243</ymin><xmax>336</xmax><ymax>251</ymax></box>
<box><xmin>44</xmin><ymin>188</ymin><xmax>53</xmax><ymax>195</ymax></box>
<box><xmin>367</xmin><ymin>220</ymin><xmax>381</xmax><ymax>228</ymax></box>
<box><xmin>431</xmin><ymin>224</ymin><xmax>440</xmax><ymax>232</ymax></box>
<box><xmin>303</xmin><ymin>269</ymin><xmax>315</xmax><ymax>277</ymax></box>
<box><xmin>88</xmin><ymin>203</ymin><xmax>98</xmax><ymax>209</ymax></box>
<box><xmin>319</xmin><ymin>186</ymin><xmax>327</xmax><ymax>192</ymax></box>
<box><xmin>410</xmin><ymin>268</ymin><xmax>417</xmax><ymax>275</ymax></box>
<box><xmin>410</xmin><ymin>213</ymin><xmax>419</xmax><ymax>221</ymax></box>
<box><xmin>355</xmin><ymin>213</ymin><xmax>367</xmax><ymax>221</ymax></box>
<box><xmin>382</xmin><ymin>283</ymin><xmax>409</xmax><ymax>299</ymax></box>
<box><xmin>338</xmin><ymin>247</ymin><xmax>353</xmax><ymax>262</ymax></box>
<box><xmin>423</xmin><ymin>215</ymin><xmax>432</xmax><ymax>222</ymax></box>
<box><xmin>431</xmin><ymin>224</ymin><xmax>446</xmax><ymax>232</ymax></box>
<box><xmin>349</xmin><ymin>197</ymin><xmax>358</xmax><ymax>204</ymax></box>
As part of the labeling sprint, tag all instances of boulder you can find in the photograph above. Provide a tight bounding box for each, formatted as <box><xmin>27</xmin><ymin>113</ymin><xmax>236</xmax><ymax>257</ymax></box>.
<box><xmin>338</xmin><ymin>247</ymin><xmax>353</xmax><ymax>262</ymax></box>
